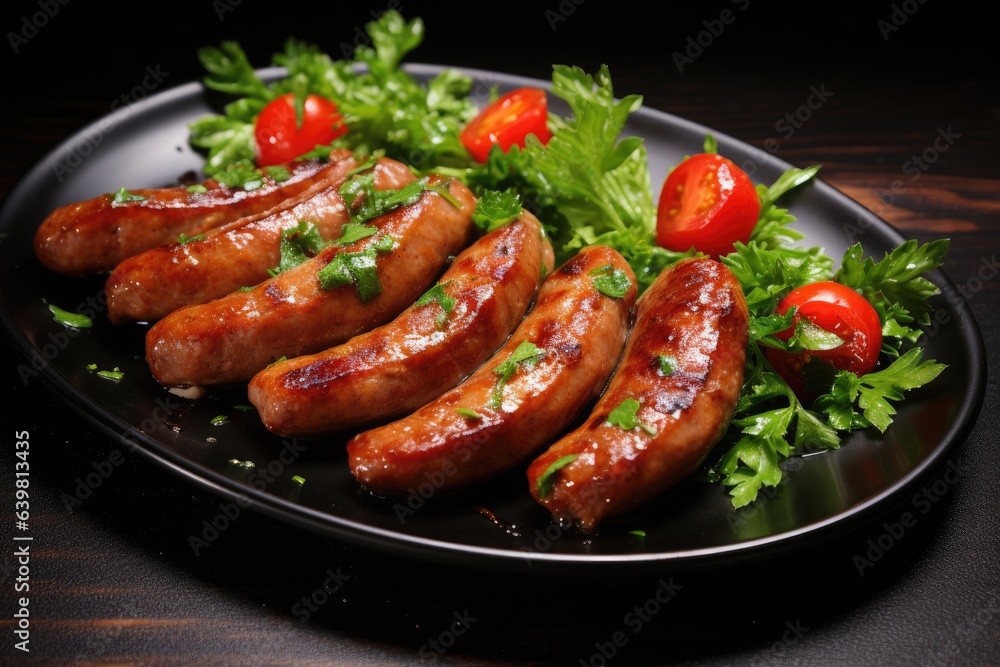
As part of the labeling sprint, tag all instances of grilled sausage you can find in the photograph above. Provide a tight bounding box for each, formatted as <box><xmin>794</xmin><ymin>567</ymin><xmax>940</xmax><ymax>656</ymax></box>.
<box><xmin>145</xmin><ymin>174</ymin><xmax>477</xmax><ymax>387</ymax></box>
<box><xmin>104</xmin><ymin>156</ymin><xmax>416</xmax><ymax>324</ymax></box>
<box><xmin>247</xmin><ymin>210</ymin><xmax>555</xmax><ymax>436</ymax></box>
<box><xmin>526</xmin><ymin>256</ymin><xmax>749</xmax><ymax>532</ymax></box>
<box><xmin>347</xmin><ymin>244</ymin><xmax>637</xmax><ymax>495</ymax></box>
<box><xmin>34</xmin><ymin>153</ymin><xmax>354</xmax><ymax>276</ymax></box>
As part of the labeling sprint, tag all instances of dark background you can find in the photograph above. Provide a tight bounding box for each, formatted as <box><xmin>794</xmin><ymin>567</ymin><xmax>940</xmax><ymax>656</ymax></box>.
<box><xmin>1</xmin><ymin>1</ymin><xmax>997</xmax><ymax>666</ymax></box>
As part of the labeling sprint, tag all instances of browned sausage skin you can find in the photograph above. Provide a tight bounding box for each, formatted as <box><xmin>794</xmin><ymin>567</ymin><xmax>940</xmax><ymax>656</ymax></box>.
<box><xmin>248</xmin><ymin>210</ymin><xmax>555</xmax><ymax>436</ymax></box>
<box><xmin>526</xmin><ymin>257</ymin><xmax>749</xmax><ymax>532</ymax></box>
<box><xmin>347</xmin><ymin>244</ymin><xmax>637</xmax><ymax>496</ymax></box>
<box><xmin>34</xmin><ymin>152</ymin><xmax>355</xmax><ymax>276</ymax></box>
<box><xmin>145</xmin><ymin>172</ymin><xmax>477</xmax><ymax>387</ymax></box>
<box><xmin>104</xmin><ymin>156</ymin><xmax>416</xmax><ymax>324</ymax></box>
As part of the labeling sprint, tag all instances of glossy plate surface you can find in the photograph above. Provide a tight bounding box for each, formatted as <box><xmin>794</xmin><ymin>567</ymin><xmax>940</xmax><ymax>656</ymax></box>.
<box><xmin>0</xmin><ymin>65</ymin><xmax>985</xmax><ymax>574</ymax></box>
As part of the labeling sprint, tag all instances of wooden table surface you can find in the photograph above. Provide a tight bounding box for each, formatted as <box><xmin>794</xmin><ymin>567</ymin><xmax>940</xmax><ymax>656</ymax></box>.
<box><xmin>1</xmin><ymin>2</ymin><xmax>997</xmax><ymax>665</ymax></box>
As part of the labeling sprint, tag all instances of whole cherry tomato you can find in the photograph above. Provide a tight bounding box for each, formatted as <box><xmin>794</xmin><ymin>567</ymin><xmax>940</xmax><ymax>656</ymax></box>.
<box><xmin>255</xmin><ymin>93</ymin><xmax>346</xmax><ymax>166</ymax></box>
<box><xmin>765</xmin><ymin>281</ymin><xmax>883</xmax><ymax>397</ymax></box>
<box><xmin>460</xmin><ymin>87</ymin><xmax>552</xmax><ymax>163</ymax></box>
<box><xmin>656</xmin><ymin>153</ymin><xmax>760</xmax><ymax>257</ymax></box>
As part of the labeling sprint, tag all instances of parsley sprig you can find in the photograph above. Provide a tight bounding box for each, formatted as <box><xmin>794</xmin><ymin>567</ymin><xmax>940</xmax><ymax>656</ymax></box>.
<box><xmin>710</xmin><ymin>239</ymin><xmax>949</xmax><ymax>507</ymax></box>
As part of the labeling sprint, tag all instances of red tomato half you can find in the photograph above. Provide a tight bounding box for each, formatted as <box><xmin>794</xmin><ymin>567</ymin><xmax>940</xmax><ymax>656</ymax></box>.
<box><xmin>765</xmin><ymin>281</ymin><xmax>883</xmax><ymax>397</ymax></box>
<box><xmin>460</xmin><ymin>87</ymin><xmax>552</xmax><ymax>163</ymax></box>
<box><xmin>656</xmin><ymin>153</ymin><xmax>760</xmax><ymax>257</ymax></box>
<box><xmin>255</xmin><ymin>93</ymin><xmax>346</xmax><ymax>167</ymax></box>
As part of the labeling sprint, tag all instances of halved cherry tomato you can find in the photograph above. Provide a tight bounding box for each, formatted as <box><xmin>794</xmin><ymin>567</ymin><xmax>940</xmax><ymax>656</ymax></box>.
<box><xmin>656</xmin><ymin>153</ymin><xmax>760</xmax><ymax>257</ymax></box>
<box><xmin>460</xmin><ymin>87</ymin><xmax>552</xmax><ymax>163</ymax></box>
<box><xmin>765</xmin><ymin>281</ymin><xmax>883</xmax><ymax>397</ymax></box>
<box><xmin>255</xmin><ymin>93</ymin><xmax>346</xmax><ymax>167</ymax></box>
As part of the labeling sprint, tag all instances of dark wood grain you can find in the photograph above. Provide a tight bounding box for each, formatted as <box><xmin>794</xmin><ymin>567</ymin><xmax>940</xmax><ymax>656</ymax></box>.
<box><xmin>1</xmin><ymin>1</ymin><xmax>997</xmax><ymax>665</ymax></box>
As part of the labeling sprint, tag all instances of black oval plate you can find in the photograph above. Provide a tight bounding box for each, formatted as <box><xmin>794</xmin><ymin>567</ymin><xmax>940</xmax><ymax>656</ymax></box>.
<box><xmin>0</xmin><ymin>64</ymin><xmax>986</xmax><ymax>575</ymax></box>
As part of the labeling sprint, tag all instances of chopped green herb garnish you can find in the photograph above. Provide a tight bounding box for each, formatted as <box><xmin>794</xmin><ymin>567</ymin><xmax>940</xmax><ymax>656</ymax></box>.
<box><xmin>291</xmin><ymin>475</ymin><xmax>306</xmax><ymax>486</ymax></box>
<box><xmin>607</xmin><ymin>397</ymin><xmax>656</xmax><ymax>436</ymax></box>
<box><xmin>657</xmin><ymin>355</ymin><xmax>677</xmax><ymax>376</ymax></box>
<box><xmin>226</xmin><ymin>459</ymin><xmax>256</xmax><ymax>483</ymax></box>
<box><xmin>490</xmin><ymin>341</ymin><xmax>545</xmax><ymax>409</ymax></box>
<box><xmin>455</xmin><ymin>407</ymin><xmax>482</xmax><ymax>420</ymax></box>
<box><xmin>536</xmin><ymin>454</ymin><xmax>578</xmax><ymax>498</ymax></box>
<box><xmin>336</xmin><ymin>222</ymin><xmax>379</xmax><ymax>245</ymax></box>
<box><xmin>341</xmin><ymin>172</ymin><xmax>429</xmax><ymax>224</ymax></box>
<box><xmin>316</xmin><ymin>238</ymin><xmax>394</xmax><ymax>301</ymax></box>
<box><xmin>110</xmin><ymin>187</ymin><xmax>147</xmax><ymax>205</ymax></box>
<box><xmin>95</xmin><ymin>367</ymin><xmax>124</xmax><ymax>382</ymax></box>
<box><xmin>471</xmin><ymin>188</ymin><xmax>522</xmax><ymax>232</ymax></box>
<box><xmin>186</xmin><ymin>184</ymin><xmax>208</xmax><ymax>194</ymax></box>
<box><xmin>210</xmin><ymin>415</ymin><xmax>229</xmax><ymax>426</ymax></box>
<box><xmin>86</xmin><ymin>363</ymin><xmax>97</xmax><ymax>371</ymax></box>
<box><xmin>263</xmin><ymin>165</ymin><xmax>292</xmax><ymax>182</ymax></box>
<box><xmin>212</xmin><ymin>159</ymin><xmax>268</xmax><ymax>190</ymax></box>
<box><xmin>178</xmin><ymin>232</ymin><xmax>205</xmax><ymax>245</ymax></box>
<box><xmin>628</xmin><ymin>529</ymin><xmax>647</xmax><ymax>538</ymax></box>
<box><xmin>416</xmin><ymin>281</ymin><xmax>456</xmax><ymax>326</ymax></box>
<box><xmin>372</xmin><ymin>235</ymin><xmax>396</xmax><ymax>252</ymax></box>
<box><xmin>269</xmin><ymin>221</ymin><xmax>330</xmax><ymax>276</ymax></box>
<box><xmin>48</xmin><ymin>304</ymin><xmax>92</xmax><ymax>329</ymax></box>
<box><xmin>588</xmin><ymin>264</ymin><xmax>632</xmax><ymax>298</ymax></box>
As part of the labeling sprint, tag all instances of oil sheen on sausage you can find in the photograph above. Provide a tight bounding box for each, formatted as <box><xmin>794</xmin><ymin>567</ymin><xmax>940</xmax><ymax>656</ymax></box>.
<box><xmin>104</xmin><ymin>155</ymin><xmax>416</xmax><ymax>324</ymax></box>
<box><xmin>526</xmin><ymin>256</ymin><xmax>749</xmax><ymax>532</ymax></box>
<box><xmin>347</xmin><ymin>244</ymin><xmax>637</xmax><ymax>495</ymax></box>
<box><xmin>145</xmin><ymin>174</ymin><xmax>477</xmax><ymax>387</ymax></box>
<box><xmin>34</xmin><ymin>154</ymin><xmax>354</xmax><ymax>276</ymax></box>
<box><xmin>247</xmin><ymin>210</ymin><xmax>555</xmax><ymax>436</ymax></box>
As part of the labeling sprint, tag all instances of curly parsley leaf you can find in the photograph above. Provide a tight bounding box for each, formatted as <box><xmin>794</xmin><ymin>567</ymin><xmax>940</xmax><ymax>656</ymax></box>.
<box><xmin>711</xmin><ymin>343</ymin><xmax>840</xmax><ymax>508</ymax></box>
<box><xmin>270</xmin><ymin>221</ymin><xmax>329</xmax><ymax>276</ymax></box>
<box><xmin>836</xmin><ymin>238</ymin><xmax>949</xmax><ymax>327</ymax></box>
<box><xmin>472</xmin><ymin>189</ymin><xmax>523</xmax><ymax>232</ymax></box>
<box><xmin>813</xmin><ymin>347</ymin><xmax>947</xmax><ymax>432</ymax></box>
